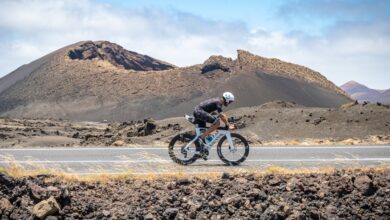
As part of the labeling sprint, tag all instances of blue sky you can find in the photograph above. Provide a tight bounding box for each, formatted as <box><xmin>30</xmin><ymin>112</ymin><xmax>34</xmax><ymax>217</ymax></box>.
<box><xmin>99</xmin><ymin>0</ymin><xmax>331</xmax><ymax>35</ymax></box>
<box><xmin>0</xmin><ymin>0</ymin><xmax>389</xmax><ymax>89</ymax></box>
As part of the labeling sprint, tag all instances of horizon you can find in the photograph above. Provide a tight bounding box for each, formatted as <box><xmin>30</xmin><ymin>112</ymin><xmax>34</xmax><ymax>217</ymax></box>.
<box><xmin>0</xmin><ymin>0</ymin><xmax>389</xmax><ymax>89</ymax></box>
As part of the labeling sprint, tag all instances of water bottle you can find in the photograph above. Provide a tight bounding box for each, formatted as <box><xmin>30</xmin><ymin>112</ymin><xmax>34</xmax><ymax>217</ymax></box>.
<box><xmin>205</xmin><ymin>134</ymin><xmax>214</xmax><ymax>144</ymax></box>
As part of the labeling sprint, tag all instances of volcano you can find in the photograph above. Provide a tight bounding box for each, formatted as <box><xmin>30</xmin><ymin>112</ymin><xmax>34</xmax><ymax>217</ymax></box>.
<box><xmin>0</xmin><ymin>41</ymin><xmax>351</xmax><ymax>121</ymax></box>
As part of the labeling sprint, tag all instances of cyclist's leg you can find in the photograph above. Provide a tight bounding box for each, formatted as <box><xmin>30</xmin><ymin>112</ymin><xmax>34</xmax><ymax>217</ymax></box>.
<box><xmin>193</xmin><ymin>110</ymin><xmax>206</xmax><ymax>128</ymax></box>
<box><xmin>193</xmin><ymin>110</ymin><xmax>217</xmax><ymax>159</ymax></box>
<box><xmin>201</xmin><ymin>118</ymin><xmax>220</xmax><ymax>139</ymax></box>
<box><xmin>194</xmin><ymin>109</ymin><xmax>220</xmax><ymax>139</ymax></box>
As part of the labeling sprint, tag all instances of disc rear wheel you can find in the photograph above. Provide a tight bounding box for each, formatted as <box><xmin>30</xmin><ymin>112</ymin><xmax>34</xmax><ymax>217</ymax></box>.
<box><xmin>168</xmin><ymin>133</ymin><xmax>199</xmax><ymax>165</ymax></box>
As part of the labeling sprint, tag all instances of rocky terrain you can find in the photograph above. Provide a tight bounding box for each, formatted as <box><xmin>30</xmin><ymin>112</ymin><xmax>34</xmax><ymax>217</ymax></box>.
<box><xmin>341</xmin><ymin>80</ymin><xmax>390</xmax><ymax>104</ymax></box>
<box><xmin>0</xmin><ymin>101</ymin><xmax>389</xmax><ymax>148</ymax></box>
<box><xmin>0</xmin><ymin>169</ymin><xmax>389</xmax><ymax>219</ymax></box>
<box><xmin>68</xmin><ymin>41</ymin><xmax>175</xmax><ymax>71</ymax></box>
<box><xmin>0</xmin><ymin>40</ymin><xmax>351</xmax><ymax>121</ymax></box>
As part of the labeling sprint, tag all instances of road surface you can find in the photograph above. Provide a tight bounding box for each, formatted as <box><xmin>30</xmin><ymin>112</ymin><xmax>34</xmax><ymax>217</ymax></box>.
<box><xmin>0</xmin><ymin>146</ymin><xmax>389</xmax><ymax>174</ymax></box>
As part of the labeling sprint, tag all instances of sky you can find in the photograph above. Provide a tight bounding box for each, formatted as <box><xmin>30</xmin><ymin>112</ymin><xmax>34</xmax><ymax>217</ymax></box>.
<box><xmin>0</xmin><ymin>0</ymin><xmax>389</xmax><ymax>89</ymax></box>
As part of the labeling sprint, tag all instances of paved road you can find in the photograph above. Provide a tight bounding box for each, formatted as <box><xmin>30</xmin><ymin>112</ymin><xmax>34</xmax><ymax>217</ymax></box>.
<box><xmin>0</xmin><ymin>146</ymin><xmax>389</xmax><ymax>174</ymax></box>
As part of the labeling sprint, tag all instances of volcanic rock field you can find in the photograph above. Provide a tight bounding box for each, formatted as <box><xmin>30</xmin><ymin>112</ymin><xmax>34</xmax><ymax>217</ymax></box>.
<box><xmin>1</xmin><ymin>169</ymin><xmax>389</xmax><ymax>219</ymax></box>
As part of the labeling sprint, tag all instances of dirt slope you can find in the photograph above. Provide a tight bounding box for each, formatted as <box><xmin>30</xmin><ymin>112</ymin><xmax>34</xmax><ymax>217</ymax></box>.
<box><xmin>1</xmin><ymin>101</ymin><xmax>389</xmax><ymax>147</ymax></box>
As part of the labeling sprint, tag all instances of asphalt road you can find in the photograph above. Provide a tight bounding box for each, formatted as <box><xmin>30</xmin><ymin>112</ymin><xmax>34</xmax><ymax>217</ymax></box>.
<box><xmin>0</xmin><ymin>146</ymin><xmax>389</xmax><ymax>175</ymax></box>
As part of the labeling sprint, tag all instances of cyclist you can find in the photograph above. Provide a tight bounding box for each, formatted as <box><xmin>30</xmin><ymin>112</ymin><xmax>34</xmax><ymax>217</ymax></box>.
<box><xmin>193</xmin><ymin>92</ymin><xmax>235</xmax><ymax>157</ymax></box>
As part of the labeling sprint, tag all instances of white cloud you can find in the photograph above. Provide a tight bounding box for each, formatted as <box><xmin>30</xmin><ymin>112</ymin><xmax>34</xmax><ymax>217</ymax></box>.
<box><xmin>11</xmin><ymin>41</ymin><xmax>42</xmax><ymax>59</ymax></box>
<box><xmin>249</xmin><ymin>31</ymin><xmax>298</xmax><ymax>52</ymax></box>
<box><xmin>0</xmin><ymin>0</ymin><xmax>389</xmax><ymax>89</ymax></box>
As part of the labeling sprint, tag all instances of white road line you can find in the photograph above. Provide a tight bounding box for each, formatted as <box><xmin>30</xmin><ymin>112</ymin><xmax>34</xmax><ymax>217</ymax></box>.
<box><xmin>0</xmin><ymin>160</ymin><xmax>171</xmax><ymax>163</ymax></box>
<box><xmin>0</xmin><ymin>147</ymin><xmax>165</xmax><ymax>151</ymax></box>
<box><xmin>1</xmin><ymin>158</ymin><xmax>389</xmax><ymax>164</ymax></box>
<box><xmin>245</xmin><ymin>158</ymin><xmax>390</xmax><ymax>162</ymax></box>
<box><xmin>1</xmin><ymin>145</ymin><xmax>390</xmax><ymax>151</ymax></box>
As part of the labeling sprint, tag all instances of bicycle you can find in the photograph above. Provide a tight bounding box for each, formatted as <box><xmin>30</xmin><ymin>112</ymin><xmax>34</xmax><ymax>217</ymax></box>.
<box><xmin>168</xmin><ymin>114</ymin><xmax>250</xmax><ymax>165</ymax></box>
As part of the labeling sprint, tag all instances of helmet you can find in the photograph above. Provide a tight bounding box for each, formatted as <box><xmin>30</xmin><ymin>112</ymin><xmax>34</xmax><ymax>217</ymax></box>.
<box><xmin>222</xmin><ymin>92</ymin><xmax>235</xmax><ymax>104</ymax></box>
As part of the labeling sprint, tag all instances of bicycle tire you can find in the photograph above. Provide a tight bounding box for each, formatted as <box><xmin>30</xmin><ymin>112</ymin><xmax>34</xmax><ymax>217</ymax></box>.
<box><xmin>168</xmin><ymin>132</ymin><xmax>199</xmax><ymax>165</ymax></box>
<box><xmin>217</xmin><ymin>133</ymin><xmax>249</xmax><ymax>166</ymax></box>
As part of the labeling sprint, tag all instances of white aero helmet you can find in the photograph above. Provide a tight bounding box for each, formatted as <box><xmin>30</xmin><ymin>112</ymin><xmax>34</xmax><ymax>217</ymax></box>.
<box><xmin>223</xmin><ymin>92</ymin><xmax>235</xmax><ymax>103</ymax></box>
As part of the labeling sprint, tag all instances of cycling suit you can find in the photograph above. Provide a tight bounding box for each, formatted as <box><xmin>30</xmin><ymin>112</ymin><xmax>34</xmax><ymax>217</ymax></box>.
<box><xmin>193</xmin><ymin>97</ymin><xmax>223</xmax><ymax>127</ymax></box>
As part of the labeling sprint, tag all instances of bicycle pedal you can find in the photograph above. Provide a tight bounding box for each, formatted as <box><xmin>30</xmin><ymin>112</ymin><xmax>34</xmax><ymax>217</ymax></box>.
<box><xmin>200</xmin><ymin>149</ymin><xmax>209</xmax><ymax>160</ymax></box>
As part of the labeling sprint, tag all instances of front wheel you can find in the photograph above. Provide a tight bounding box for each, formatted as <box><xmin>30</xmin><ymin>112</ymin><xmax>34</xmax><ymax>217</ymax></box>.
<box><xmin>168</xmin><ymin>132</ymin><xmax>199</xmax><ymax>165</ymax></box>
<box><xmin>217</xmin><ymin>133</ymin><xmax>249</xmax><ymax>166</ymax></box>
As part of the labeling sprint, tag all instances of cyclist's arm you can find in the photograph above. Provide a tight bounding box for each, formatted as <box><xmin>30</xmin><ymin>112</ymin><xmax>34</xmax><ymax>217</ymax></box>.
<box><xmin>219</xmin><ymin>113</ymin><xmax>229</xmax><ymax>125</ymax></box>
<box><xmin>219</xmin><ymin>113</ymin><xmax>235</xmax><ymax>129</ymax></box>
<box><xmin>217</xmin><ymin>101</ymin><xmax>234</xmax><ymax>129</ymax></box>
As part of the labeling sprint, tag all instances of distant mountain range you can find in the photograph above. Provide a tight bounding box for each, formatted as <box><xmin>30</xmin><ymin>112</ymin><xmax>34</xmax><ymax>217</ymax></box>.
<box><xmin>340</xmin><ymin>81</ymin><xmax>390</xmax><ymax>103</ymax></box>
<box><xmin>0</xmin><ymin>40</ymin><xmax>351</xmax><ymax>121</ymax></box>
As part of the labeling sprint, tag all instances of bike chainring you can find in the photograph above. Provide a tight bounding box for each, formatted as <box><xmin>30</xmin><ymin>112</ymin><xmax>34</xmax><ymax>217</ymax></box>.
<box><xmin>181</xmin><ymin>146</ymin><xmax>188</xmax><ymax>158</ymax></box>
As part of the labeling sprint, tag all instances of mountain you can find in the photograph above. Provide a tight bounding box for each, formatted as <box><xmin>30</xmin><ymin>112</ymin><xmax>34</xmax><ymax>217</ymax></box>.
<box><xmin>0</xmin><ymin>40</ymin><xmax>351</xmax><ymax>121</ymax></box>
<box><xmin>340</xmin><ymin>81</ymin><xmax>390</xmax><ymax>103</ymax></box>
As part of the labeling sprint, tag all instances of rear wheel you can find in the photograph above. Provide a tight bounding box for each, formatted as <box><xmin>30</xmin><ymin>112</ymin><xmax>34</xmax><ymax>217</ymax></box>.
<box><xmin>217</xmin><ymin>133</ymin><xmax>249</xmax><ymax>166</ymax></box>
<box><xmin>168</xmin><ymin>133</ymin><xmax>199</xmax><ymax>165</ymax></box>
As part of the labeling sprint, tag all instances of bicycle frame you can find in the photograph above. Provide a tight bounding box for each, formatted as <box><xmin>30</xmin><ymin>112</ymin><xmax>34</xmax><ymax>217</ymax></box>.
<box><xmin>183</xmin><ymin>127</ymin><xmax>237</xmax><ymax>154</ymax></box>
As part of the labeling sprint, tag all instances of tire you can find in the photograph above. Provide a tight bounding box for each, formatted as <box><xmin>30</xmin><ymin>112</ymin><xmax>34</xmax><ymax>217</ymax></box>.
<box><xmin>168</xmin><ymin>132</ymin><xmax>199</xmax><ymax>165</ymax></box>
<box><xmin>217</xmin><ymin>133</ymin><xmax>249</xmax><ymax>166</ymax></box>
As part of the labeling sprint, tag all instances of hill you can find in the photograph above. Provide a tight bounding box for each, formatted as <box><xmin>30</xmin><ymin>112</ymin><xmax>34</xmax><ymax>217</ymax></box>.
<box><xmin>340</xmin><ymin>81</ymin><xmax>390</xmax><ymax>103</ymax></box>
<box><xmin>0</xmin><ymin>41</ymin><xmax>351</xmax><ymax>121</ymax></box>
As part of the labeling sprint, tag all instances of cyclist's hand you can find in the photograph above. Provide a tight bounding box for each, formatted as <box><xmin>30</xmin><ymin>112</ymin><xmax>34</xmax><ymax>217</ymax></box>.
<box><xmin>228</xmin><ymin>124</ymin><xmax>235</xmax><ymax>130</ymax></box>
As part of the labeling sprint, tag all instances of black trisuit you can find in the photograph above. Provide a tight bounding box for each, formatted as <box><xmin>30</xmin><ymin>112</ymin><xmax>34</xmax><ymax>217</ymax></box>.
<box><xmin>193</xmin><ymin>97</ymin><xmax>223</xmax><ymax>127</ymax></box>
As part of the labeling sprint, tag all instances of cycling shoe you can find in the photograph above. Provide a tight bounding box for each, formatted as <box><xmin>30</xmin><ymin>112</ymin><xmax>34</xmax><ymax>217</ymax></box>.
<box><xmin>199</xmin><ymin>149</ymin><xmax>209</xmax><ymax>161</ymax></box>
<box><xmin>196</xmin><ymin>137</ymin><xmax>206</xmax><ymax>151</ymax></box>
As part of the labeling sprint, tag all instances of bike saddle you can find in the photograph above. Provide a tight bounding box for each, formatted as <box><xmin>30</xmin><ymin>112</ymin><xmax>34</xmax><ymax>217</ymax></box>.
<box><xmin>185</xmin><ymin>114</ymin><xmax>205</xmax><ymax>127</ymax></box>
<box><xmin>185</xmin><ymin>114</ymin><xmax>195</xmax><ymax>123</ymax></box>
